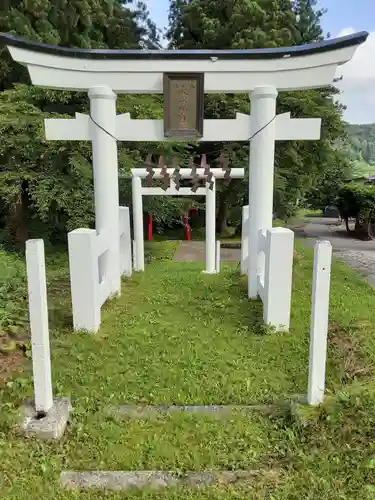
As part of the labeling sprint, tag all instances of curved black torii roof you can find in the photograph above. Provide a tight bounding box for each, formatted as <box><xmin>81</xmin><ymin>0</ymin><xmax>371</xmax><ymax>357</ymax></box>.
<box><xmin>0</xmin><ymin>31</ymin><xmax>369</xmax><ymax>61</ymax></box>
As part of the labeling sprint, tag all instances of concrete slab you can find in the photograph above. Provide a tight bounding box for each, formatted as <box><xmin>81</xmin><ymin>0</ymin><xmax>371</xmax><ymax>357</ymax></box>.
<box><xmin>107</xmin><ymin>404</ymin><xmax>278</xmax><ymax>419</ymax></box>
<box><xmin>61</xmin><ymin>470</ymin><xmax>275</xmax><ymax>490</ymax></box>
<box><xmin>20</xmin><ymin>397</ymin><xmax>71</xmax><ymax>440</ymax></box>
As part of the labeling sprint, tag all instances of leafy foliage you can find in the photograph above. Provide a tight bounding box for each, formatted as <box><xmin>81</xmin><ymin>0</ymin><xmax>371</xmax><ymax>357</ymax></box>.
<box><xmin>0</xmin><ymin>0</ymin><xmax>160</xmax><ymax>90</ymax></box>
<box><xmin>167</xmin><ymin>0</ymin><xmax>349</xmax><ymax>222</ymax></box>
<box><xmin>337</xmin><ymin>184</ymin><xmax>375</xmax><ymax>219</ymax></box>
<box><xmin>304</xmin><ymin>151</ymin><xmax>353</xmax><ymax>211</ymax></box>
<box><xmin>337</xmin><ymin>183</ymin><xmax>375</xmax><ymax>239</ymax></box>
<box><xmin>344</xmin><ymin>122</ymin><xmax>375</xmax><ymax>166</ymax></box>
<box><xmin>0</xmin><ymin>1</ymin><xmax>190</xmax><ymax>246</ymax></box>
<box><xmin>0</xmin><ymin>248</ymin><xmax>28</xmax><ymax>337</ymax></box>
<box><xmin>0</xmin><ymin>0</ymin><xmax>357</xmax><ymax>245</ymax></box>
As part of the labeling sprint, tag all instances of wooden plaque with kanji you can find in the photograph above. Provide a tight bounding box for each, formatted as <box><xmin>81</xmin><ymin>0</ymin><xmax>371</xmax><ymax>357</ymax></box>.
<box><xmin>163</xmin><ymin>73</ymin><xmax>204</xmax><ymax>138</ymax></box>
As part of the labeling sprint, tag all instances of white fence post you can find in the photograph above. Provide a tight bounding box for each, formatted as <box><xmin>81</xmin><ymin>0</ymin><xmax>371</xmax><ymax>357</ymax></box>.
<box><xmin>26</xmin><ymin>239</ymin><xmax>53</xmax><ymax>414</ymax></box>
<box><xmin>307</xmin><ymin>240</ymin><xmax>332</xmax><ymax>406</ymax></box>
<box><xmin>132</xmin><ymin>176</ymin><xmax>144</xmax><ymax>271</ymax></box>
<box><xmin>263</xmin><ymin>227</ymin><xmax>294</xmax><ymax>331</ymax></box>
<box><xmin>119</xmin><ymin>207</ymin><xmax>132</xmax><ymax>277</ymax></box>
<box><xmin>205</xmin><ymin>176</ymin><xmax>216</xmax><ymax>274</ymax></box>
<box><xmin>241</xmin><ymin>205</ymin><xmax>249</xmax><ymax>275</ymax></box>
<box><xmin>216</xmin><ymin>240</ymin><xmax>221</xmax><ymax>273</ymax></box>
<box><xmin>68</xmin><ymin>228</ymin><xmax>100</xmax><ymax>333</ymax></box>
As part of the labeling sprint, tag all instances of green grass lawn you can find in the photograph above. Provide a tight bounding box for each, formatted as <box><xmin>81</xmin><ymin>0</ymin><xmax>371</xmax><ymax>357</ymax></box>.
<box><xmin>1</xmin><ymin>241</ymin><xmax>375</xmax><ymax>498</ymax></box>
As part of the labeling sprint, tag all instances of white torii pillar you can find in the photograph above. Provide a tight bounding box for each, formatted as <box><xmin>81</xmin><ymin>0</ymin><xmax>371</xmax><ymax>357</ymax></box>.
<box><xmin>246</xmin><ymin>85</ymin><xmax>323</xmax><ymax>299</ymax></box>
<box><xmin>89</xmin><ymin>87</ymin><xmax>121</xmax><ymax>296</ymax></box>
<box><xmin>248</xmin><ymin>86</ymin><xmax>278</xmax><ymax>298</ymax></box>
<box><xmin>42</xmin><ymin>86</ymin><xmax>121</xmax><ymax>297</ymax></box>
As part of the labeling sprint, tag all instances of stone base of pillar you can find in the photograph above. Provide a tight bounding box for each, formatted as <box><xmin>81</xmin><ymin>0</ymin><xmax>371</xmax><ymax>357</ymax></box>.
<box><xmin>20</xmin><ymin>397</ymin><xmax>71</xmax><ymax>440</ymax></box>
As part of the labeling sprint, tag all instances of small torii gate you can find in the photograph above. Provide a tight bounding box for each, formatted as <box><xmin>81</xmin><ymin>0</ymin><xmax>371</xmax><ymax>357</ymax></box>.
<box><xmin>0</xmin><ymin>31</ymin><xmax>367</xmax><ymax>307</ymax></box>
<box><xmin>131</xmin><ymin>156</ymin><xmax>245</xmax><ymax>273</ymax></box>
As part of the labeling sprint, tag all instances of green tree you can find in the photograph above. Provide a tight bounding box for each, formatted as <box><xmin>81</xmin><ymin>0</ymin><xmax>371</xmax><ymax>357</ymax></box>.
<box><xmin>167</xmin><ymin>0</ymin><xmax>347</xmax><ymax>225</ymax></box>
<box><xmin>0</xmin><ymin>1</ymin><xmax>160</xmax><ymax>90</ymax></box>
<box><xmin>305</xmin><ymin>152</ymin><xmax>352</xmax><ymax>211</ymax></box>
<box><xmin>0</xmin><ymin>0</ymin><xmax>170</xmax><ymax>246</ymax></box>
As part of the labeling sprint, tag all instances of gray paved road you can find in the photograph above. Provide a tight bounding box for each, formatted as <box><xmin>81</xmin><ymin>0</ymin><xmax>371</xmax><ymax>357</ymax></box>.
<box><xmin>301</xmin><ymin>217</ymin><xmax>375</xmax><ymax>287</ymax></box>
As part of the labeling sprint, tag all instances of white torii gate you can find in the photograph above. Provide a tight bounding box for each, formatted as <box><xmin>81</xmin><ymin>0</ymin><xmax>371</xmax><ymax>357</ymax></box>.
<box><xmin>43</xmin><ymin>93</ymin><xmax>321</xmax><ymax>296</ymax></box>
<box><xmin>131</xmin><ymin>166</ymin><xmax>245</xmax><ymax>273</ymax></box>
<box><xmin>0</xmin><ymin>31</ymin><xmax>367</xmax><ymax>304</ymax></box>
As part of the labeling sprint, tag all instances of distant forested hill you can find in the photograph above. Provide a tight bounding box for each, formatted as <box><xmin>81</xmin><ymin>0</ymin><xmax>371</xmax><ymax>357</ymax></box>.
<box><xmin>345</xmin><ymin>123</ymin><xmax>375</xmax><ymax>166</ymax></box>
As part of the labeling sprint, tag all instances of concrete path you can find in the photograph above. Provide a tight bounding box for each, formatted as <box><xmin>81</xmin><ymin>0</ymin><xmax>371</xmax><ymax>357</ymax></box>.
<box><xmin>173</xmin><ymin>240</ymin><xmax>240</xmax><ymax>262</ymax></box>
<box><xmin>300</xmin><ymin>217</ymin><xmax>375</xmax><ymax>287</ymax></box>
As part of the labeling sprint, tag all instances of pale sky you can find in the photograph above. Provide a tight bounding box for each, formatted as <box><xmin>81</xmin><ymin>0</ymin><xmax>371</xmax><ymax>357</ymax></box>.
<box><xmin>144</xmin><ymin>0</ymin><xmax>375</xmax><ymax>124</ymax></box>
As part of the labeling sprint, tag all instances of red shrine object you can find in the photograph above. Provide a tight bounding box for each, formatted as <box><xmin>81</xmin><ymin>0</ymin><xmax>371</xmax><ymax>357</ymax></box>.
<box><xmin>148</xmin><ymin>215</ymin><xmax>153</xmax><ymax>241</ymax></box>
<box><xmin>184</xmin><ymin>212</ymin><xmax>191</xmax><ymax>241</ymax></box>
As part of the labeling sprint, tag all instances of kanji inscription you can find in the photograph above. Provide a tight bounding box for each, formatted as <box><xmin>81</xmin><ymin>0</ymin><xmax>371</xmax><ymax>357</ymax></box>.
<box><xmin>163</xmin><ymin>73</ymin><xmax>204</xmax><ymax>138</ymax></box>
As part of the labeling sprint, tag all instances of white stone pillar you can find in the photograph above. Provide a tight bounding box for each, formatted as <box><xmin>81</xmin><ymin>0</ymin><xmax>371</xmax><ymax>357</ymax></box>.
<box><xmin>248</xmin><ymin>86</ymin><xmax>278</xmax><ymax>298</ymax></box>
<box><xmin>241</xmin><ymin>205</ymin><xmax>249</xmax><ymax>275</ymax></box>
<box><xmin>132</xmin><ymin>175</ymin><xmax>144</xmax><ymax>271</ymax></box>
<box><xmin>263</xmin><ymin>227</ymin><xmax>294</xmax><ymax>331</ymax></box>
<box><xmin>308</xmin><ymin>240</ymin><xmax>332</xmax><ymax>405</ymax></box>
<box><xmin>88</xmin><ymin>86</ymin><xmax>120</xmax><ymax>296</ymax></box>
<box><xmin>68</xmin><ymin>228</ymin><xmax>100</xmax><ymax>333</ymax></box>
<box><xmin>205</xmin><ymin>176</ymin><xmax>216</xmax><ymax>274</ymax></box>
<box><xmin>26</xmin><ymin>239</ymin><xmax>53</xmax><ymax>414</ymax></box>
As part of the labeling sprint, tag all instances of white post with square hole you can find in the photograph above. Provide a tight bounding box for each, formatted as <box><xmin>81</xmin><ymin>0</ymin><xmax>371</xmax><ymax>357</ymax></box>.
<box><xmin>257</xmin><ymin>228</ymin><xmax>294</xmax><ymax>331</ymax></box>
<box><xmin>26</xmin><ymin>239</ymin><xmax>53</xmax><ymax>414</ymax></box>
<box><xmin>307</xmin><ymin>240</ymin><xmax>332</xmax><ymax>406</ymax></box>
<box><xmin>68</xmin><ymin>206</ymin><xmax>132</xmax><ymax>333</ymax></box>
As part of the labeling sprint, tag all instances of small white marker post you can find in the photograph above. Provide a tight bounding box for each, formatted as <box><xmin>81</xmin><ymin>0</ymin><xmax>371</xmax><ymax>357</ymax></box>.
<box><xmin>263</xmin><ymin>227</ymin><xmax>294</xmax><ymax>331</ymax></box>
<box><xmin>119</xmin><ymin>206</ymin><xmax>132</xmax><ymax>277</ymax></box>
<box><xmin>307</xmin><ymin>240</ymin><xmax>332</xmax><ymax>405</ymax></box>
<box><xmin>216</xmin><ymin>240</ymin><xmax>221</xmax><ymax>273</ymax></box>
<box><xmin>26</xmin><ymin>239</ymin><xmax>53</xmax><ymax>414</ymax></box>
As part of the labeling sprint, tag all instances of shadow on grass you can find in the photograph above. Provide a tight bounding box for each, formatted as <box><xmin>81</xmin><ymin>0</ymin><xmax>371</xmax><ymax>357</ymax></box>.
<box><xmin>225</xmin><ymin>268</ymin><xmax>264</xmax><ymax>333</ymax></box>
